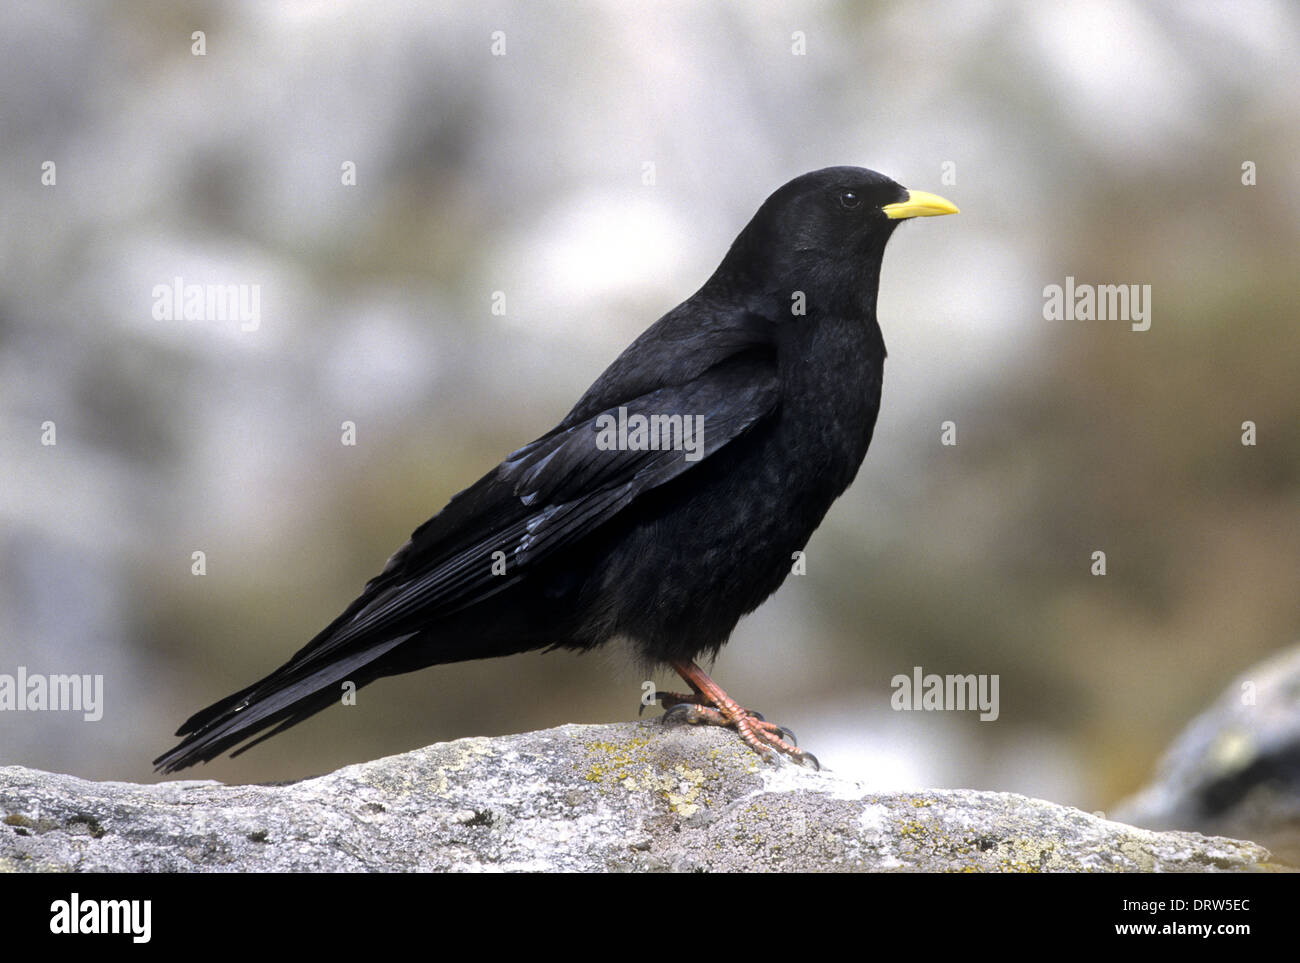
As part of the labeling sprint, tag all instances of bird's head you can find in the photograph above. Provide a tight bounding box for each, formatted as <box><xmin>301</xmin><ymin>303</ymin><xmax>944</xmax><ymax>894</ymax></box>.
<box><xmin>715</xmin><ymin>166</ymin><xmax>958</xmax><ymax>318</ymax></box>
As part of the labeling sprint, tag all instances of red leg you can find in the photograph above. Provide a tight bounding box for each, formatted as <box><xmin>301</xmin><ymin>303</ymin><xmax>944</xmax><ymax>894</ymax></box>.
<box><xmin>660</xmin><ymin>660</ymin><xmax>817</xmax><ymax>768</ymax></box>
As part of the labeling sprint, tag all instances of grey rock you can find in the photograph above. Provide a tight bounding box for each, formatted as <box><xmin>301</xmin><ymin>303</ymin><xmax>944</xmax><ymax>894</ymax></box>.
<box><xmin>0</xmin><ymin>721</ymin><xmax>1276</xmax><ymax>872</ymax></box>
<box><xmin>1115</xmin><ymin>644</ymin><xmax>1300</xmax><ymax>867</ymax></box>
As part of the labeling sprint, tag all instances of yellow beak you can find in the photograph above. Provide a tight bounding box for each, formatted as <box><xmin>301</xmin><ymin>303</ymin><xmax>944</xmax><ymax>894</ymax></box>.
<box><xmin>882</xmin><ymin>189</ymin><xmax>960</xmax><ymax>220</ymax></box>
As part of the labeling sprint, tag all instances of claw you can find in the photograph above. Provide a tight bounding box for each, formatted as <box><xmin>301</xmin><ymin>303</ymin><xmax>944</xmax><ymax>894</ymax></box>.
<box><xmin>659</xmin><ymin>703</ymin><xmax>697</xmax><ymax>726</ymax></box>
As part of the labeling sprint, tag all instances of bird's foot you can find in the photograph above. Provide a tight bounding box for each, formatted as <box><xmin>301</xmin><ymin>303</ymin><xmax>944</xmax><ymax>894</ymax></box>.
<box><xmin>652</xmin><ymin>689</ymin><xmax>784</xmax><ymax>736</ymax></box>
<box><xmin>650</xmin><ymin>689</ymin><xmax>765</xmax><ymax>716</ymax></box>
<box><xmin>656</xmin><ymin>663</ymin><xmax>819</xmax><ymax>770</ymax></box>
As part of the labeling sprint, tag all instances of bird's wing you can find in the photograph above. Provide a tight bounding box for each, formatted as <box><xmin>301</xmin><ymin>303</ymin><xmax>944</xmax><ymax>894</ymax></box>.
<box><xmin>269</xmin><ymin>346</ymin><xmax>779</xmax><ymax>675</ymax></box>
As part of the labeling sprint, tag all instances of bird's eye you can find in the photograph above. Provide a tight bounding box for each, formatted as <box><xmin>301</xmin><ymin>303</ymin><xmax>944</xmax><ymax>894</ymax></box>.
<box><xmin>839</xmin><ymin>191</ymin><xmax>861</xmax><ymax>210</ymax></box>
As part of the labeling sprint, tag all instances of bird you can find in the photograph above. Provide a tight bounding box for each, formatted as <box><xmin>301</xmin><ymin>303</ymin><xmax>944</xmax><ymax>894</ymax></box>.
<box><xmin>154</xmin><ymin>166</ymin><xmax>958</xmax><ymax>774</ymax></box>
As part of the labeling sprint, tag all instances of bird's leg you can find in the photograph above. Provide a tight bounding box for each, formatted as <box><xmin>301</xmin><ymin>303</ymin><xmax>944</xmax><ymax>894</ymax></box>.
<box><xmin>652</xmin><ymin>688</ymin><xmax>776</xmax><ymax>729</ymax></box>
<box><xmin>661</xmin><ymin>660</ymin><xmax>817</xmax><ymax>769</ymax></box>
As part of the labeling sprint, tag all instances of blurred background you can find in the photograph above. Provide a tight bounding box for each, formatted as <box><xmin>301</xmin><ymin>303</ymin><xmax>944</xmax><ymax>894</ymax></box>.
<box><xmin>1</xmin><ymin>0</ymin><xmax>1297</xmax><ymax>847</ymax></box>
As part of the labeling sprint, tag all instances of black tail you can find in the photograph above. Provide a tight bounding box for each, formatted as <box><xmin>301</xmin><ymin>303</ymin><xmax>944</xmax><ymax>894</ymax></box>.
<box><xmin>152</xmin><ymin>632</ymin><xmax>415</xmax><ymax>774</ymax></box>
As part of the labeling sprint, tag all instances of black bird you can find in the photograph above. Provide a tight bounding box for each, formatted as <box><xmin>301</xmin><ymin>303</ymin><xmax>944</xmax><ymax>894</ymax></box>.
<box><xmin>154</xmin><ymin>167</ymin><xmax>957</xmax><ymax>774</ymax></box>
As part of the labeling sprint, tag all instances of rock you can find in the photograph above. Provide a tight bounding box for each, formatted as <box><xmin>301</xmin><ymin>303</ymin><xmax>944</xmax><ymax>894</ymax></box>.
<box><xmin>0</xmin><ymin>721</ymin><xmax>1275</xmax><ymax>872</ymax></box>
<box><xmin>1115</xmin><ymin>644</ymin><xmax>1300</xmax><ymax>867</ymax></box>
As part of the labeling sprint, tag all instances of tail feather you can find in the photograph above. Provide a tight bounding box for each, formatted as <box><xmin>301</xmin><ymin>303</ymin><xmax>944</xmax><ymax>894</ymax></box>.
<box><xmin>172</xmin><ymin>680</ymin><xmax>261</xmax><ymax>738</ymax></box>
<box><xmin>153</xmin><ymin>632</ymin><xmax>416</xmax><ymax>774</ymax></box>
